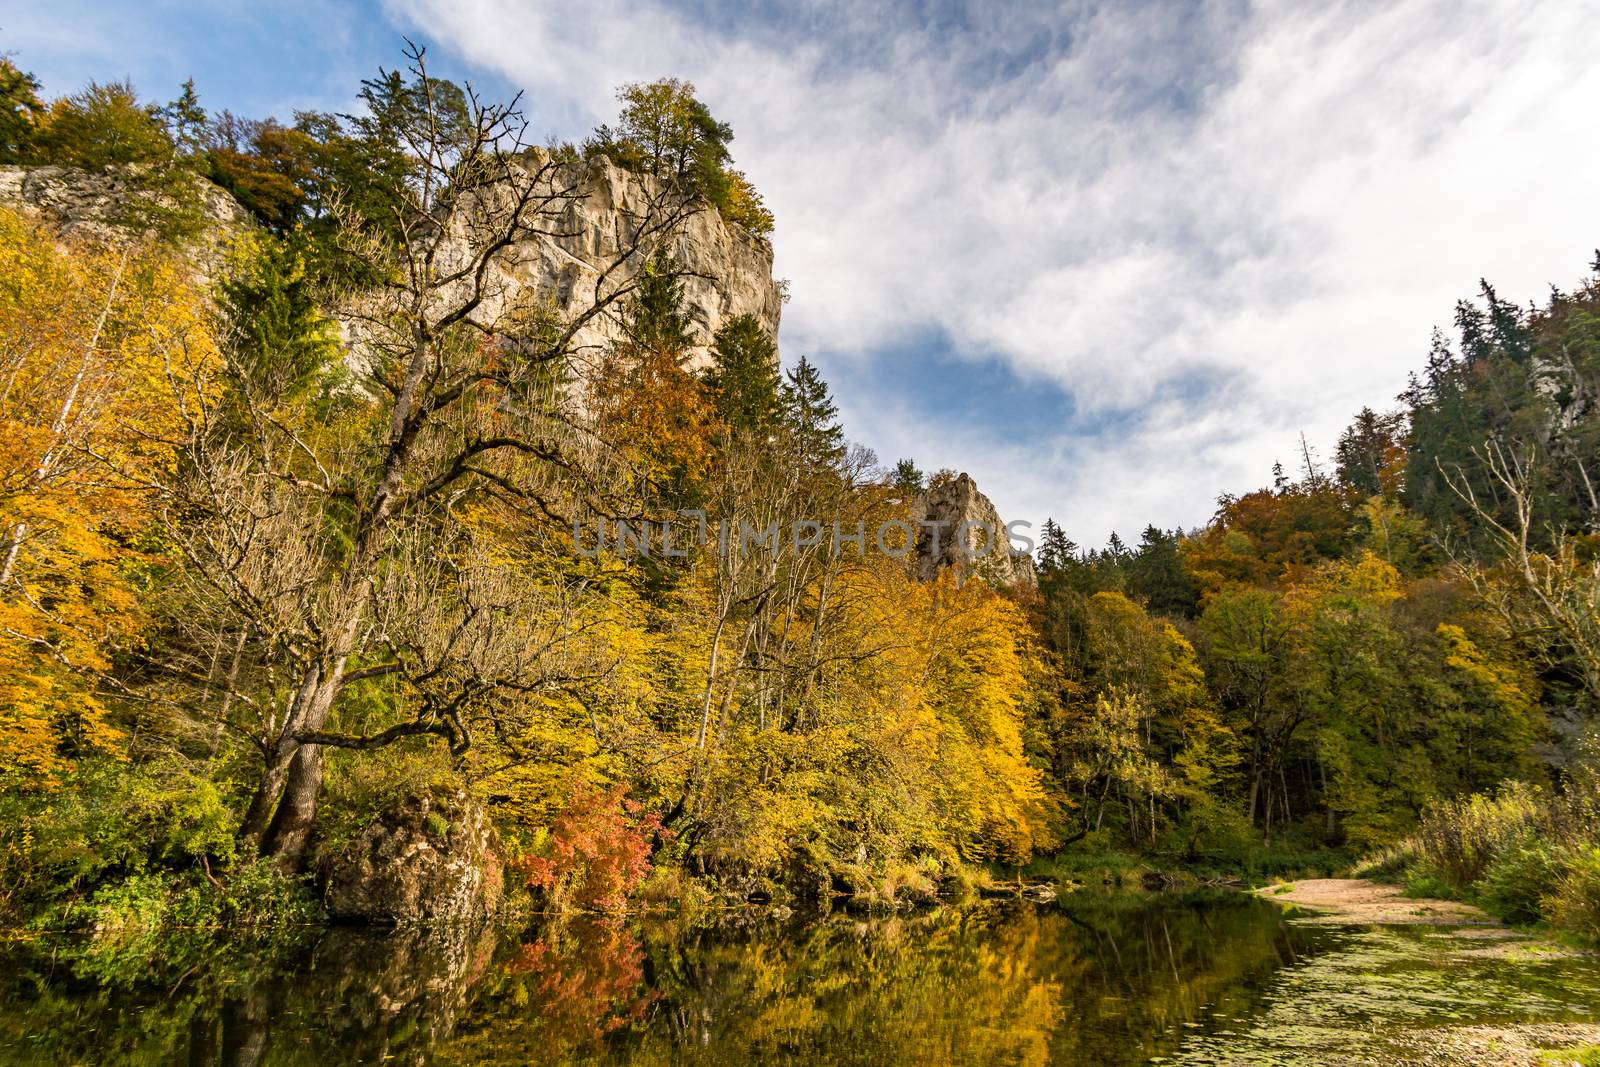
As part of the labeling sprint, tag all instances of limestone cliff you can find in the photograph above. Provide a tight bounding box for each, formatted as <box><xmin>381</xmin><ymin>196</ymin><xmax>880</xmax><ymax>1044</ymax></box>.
<box><xmin>4</xmin><ymin>162</ymin><xmax>1044</xmax><ymax>595</ymax></box>
<box><xmin>910</xmin><ymin>472</ymin><xmax>1036</xmax><ymax>587</ymax></box>
<box><xmin>0</xmin><ymin>157</ymin><xmax>782</xmax><ymax>372</ymax></box>
<box><xmin>0</xmin><ymin>164</ymin><xmax>253</xmax><ymax>277</ymax></box>
<box><xmin>483</xmin><ymin>152</ymin><xmax>783</xmax><ymax>369</ymax></box>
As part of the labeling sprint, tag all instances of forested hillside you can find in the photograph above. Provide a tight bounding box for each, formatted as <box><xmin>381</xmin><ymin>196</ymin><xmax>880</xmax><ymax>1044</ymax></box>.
<box><xmin>0</xmin><ymin>45</ymin><xmax>1595</xmax><ymax>940</ymax></box>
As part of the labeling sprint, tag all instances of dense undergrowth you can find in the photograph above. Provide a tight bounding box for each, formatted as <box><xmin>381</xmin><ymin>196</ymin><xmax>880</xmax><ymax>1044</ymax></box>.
<box><xmin>1353</xmin><ymin>764</ymin><xmax>1600</xmax><ymax>943</ymax></box>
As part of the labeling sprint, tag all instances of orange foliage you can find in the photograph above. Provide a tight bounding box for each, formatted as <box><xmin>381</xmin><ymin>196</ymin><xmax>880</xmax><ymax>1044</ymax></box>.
<box><xmin>0</xmin><ymin>208</ymin><xmax>216</xmax><ymax>783</ymax></box>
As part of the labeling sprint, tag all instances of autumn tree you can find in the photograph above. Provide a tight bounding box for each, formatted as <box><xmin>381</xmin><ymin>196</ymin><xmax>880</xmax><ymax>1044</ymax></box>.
<box><xmin>0</xmin><ymin>57</ymin><xmax>44</xmax><ymax>163</ymax></box>
<box><xmin>33</xmin><ymin>81</ymin><xmax>172</xmax><ymax>170</ymax></box>
<box><xmin>1195</xmin><ymin>585</ymin><xmax>1299</xmax><ymax>839</ymax></box>
<box><xmin>151</xmin><ymin>44</ymin><xmax>707</xmax><ymax>871</ymax></box>
<box><xmin>0</xmin><ymin>208</ymin><xmax>217</xmax><ymax>784</ymax></box>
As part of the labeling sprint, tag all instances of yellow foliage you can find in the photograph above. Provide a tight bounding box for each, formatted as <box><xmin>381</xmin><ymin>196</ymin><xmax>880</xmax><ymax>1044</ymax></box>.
<box><xmin>0</xmin><ymin>207</ymin><xmax>217</xmax><ymax>784</ymax></box>
<box><xmin>1437</xmin><ymin>622</ymin><xmax>1539</xmax><ymax>722</ymax></box>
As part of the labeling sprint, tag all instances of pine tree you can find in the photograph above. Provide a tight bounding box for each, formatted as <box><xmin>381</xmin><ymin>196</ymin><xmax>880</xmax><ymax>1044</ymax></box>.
<box><xmin>1127</xmin><ymin>525</ymin><xmax>1199</xmax><ymax>618</ymax></box>
<box><xmin>703</xmin><ymin>314</ymin><xmax>779</xmax><ymax>435</ymax></box>
<box><xmin>893</xmin><ymin>458</ymin><xmax>925</xmax><ymax>493</ymax></box>
<box><xmin>625</xmin><ymin>250</ymin><xmax>694</xmax><ymax>358</ymax></box>
<box><xmin>781</xmin><ymin>356</ymin><xmax>845</xmax><ymax>469</ymax></box>
<box><xmin>1089</xmin><ymin>539</ymin><xmax>1125</xmax><ymax>592</ymax></box>
<box><xmin>158</xmin><ymin>78</ymin><xmax>207</xmax><ymax>156</ymax></box>
<box><xmin>218</xmin><ymin>232</ymin><xmax>340</xmax><ymax>402</ymax></box>
<box><xmin>1037</xmin><ymin>518</ymin><xmax>1074</xmax><ymax>573</ymax></box>
<box><xmin>1335</xmin><ymin>407</ymin><xmax>1406</xmax><ymax>498</ymax></box>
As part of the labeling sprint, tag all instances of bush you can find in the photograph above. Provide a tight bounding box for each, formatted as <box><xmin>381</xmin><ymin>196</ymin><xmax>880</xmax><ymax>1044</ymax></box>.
<box><xmin>1349</xmin><ymin>838</ymin><xmax>1419</xmax><ymax>881</ymax></box>
<box><xmin>0</xmin><ymin>759</ymin><xmax>245</xmax><ymax>922</ymax></box>
<box><xmin>1476</xmin><ymin>836</ymin><xmax>1564</xmax><ymax>925</ymax></box>
<box><xmin>512</xmin><ymin>781</ymin><xmax>667</xmax><ymax>913</ymax></box>
<box><xmin>1402</xmin><ymin>867</ymin><xmax>1458</xmax><ymax>901</ymax></box>
<box><xmin>66</xmin><ymin>858</ymin><xmax>317</xmax><ymax>943</ymax></box>
<box><xmin>1413</xmin><ymin>781</ymin><xmax>1542</xmax><ymax>891</ymax></box>
<box><xmin>1547</xmin><ymin>847</ymin><xmax>1600</xmax><ymax>944</ymax></box>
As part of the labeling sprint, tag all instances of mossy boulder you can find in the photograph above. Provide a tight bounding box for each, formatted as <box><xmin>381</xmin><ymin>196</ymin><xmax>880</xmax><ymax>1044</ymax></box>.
<box><xmin>322</xmin><ymin>790</ymin><xmax>502</xmax><ymax>925</ymax></box>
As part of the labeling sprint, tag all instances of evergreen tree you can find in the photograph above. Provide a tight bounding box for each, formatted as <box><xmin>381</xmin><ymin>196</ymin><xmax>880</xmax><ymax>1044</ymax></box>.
<box><xmin>1335</xmin><ymin>407</ymin><xmax>1407</xmax><ymax>498</ymax></box>
<box><xmin>892</xmin><ymin>458</ymin><xmax>925</xmax><ymax>494</ymax></box>
<box><xmin>1090</xmin><ymin>553</ymin><xmax>1125</xmax><ymax>593</ymax></box>
<box><xmin>1404</xmin><ymin>272</ymin><xmax>1599</xmax><ymax>545</ymax></box>
<box><xmin>158</xmin><ymin>78</ymin><xmax>207</xmax><ymax>157</ymax></box>
<box><xmin>1127</xmin><ymin>525</ymin><xmax>1199</xmax><ymax>618</ymax></box>
<box><xmin>218</xmin><ymin>232</ymin><xmax>340</xmax><ymax>402</ymax></box>
<box><xmin>781</xmin><ymin>356</ymin><xmax>845</xmax><ymax>469</ymax></box>
<box><xmin>625</xmin><ymin>250</ymin><xmax>694</xmax><ymax>357</ymax></box>
<box><xmin>703</xmin><ymin>314</ymin><xmax>779</xmax><ymax>435</ymax></box>
<box><xmin>1037</xmin><ymin>518</ymin><xmax>1073</xmax><ymax>574</ymax></box>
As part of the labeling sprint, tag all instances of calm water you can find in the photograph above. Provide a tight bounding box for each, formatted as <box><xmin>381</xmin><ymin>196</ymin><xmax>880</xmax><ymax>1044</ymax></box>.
<box><xmin>2</xmin><ymin>892</ymin><xmax>1598</xmax><ymax>1065</ymax></box>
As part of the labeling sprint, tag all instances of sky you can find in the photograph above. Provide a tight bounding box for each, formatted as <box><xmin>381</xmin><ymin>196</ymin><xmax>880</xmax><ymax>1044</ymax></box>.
<box><xmin>9</xmin><ymin>0</ymin><xmax>1600</xmax><ymax>545</ymax></box>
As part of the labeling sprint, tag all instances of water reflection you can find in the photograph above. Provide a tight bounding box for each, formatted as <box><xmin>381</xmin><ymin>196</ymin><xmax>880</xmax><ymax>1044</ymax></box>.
<box><xmin>2</xmin><ymin>891</ymin><xmax>1358</xmax><ymax>1066</ymax></box>
<box><xmin>17</xmin><ymin>889</ymin><xmax>1591</xmax><ymax>1066</ymax></box>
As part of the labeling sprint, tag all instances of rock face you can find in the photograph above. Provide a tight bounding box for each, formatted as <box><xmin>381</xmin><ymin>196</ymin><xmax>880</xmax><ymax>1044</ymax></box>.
<box><xmin>910</xmin><ymin>472</ymin><xmax>1036</xmax><ymax>587</ymax></box>
<box><xmin>323</xmin><ymin>791</ymin><xmax>504</xmax><ymax>925</ymax></box>
<box><xmin>462</xmin><ymin>152</ymin><xmax>783</xmax><ymax>370</ymax></box>
<box><xmin>0</xmin><ymin>164</ymin><xmax>253</xmax><ymax>278</ymax></box>
<box><xmin>0</xmin><ymin>158</ymin><xmax>782</xmax><ymax>372</ymax></box>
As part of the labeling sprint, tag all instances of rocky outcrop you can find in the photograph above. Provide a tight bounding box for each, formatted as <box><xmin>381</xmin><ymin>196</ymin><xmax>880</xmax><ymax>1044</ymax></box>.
<box><xmin>322</xmin><ymin>790</ymin><xmax>503</xmax><ymax>925</ymax></box>
<box><xmin>453</xmin><ymin>152</ymin><xmax>783</xmax><ymax>370</ymax></box>
<box><xmin>910</xmin><ymin>472</ymin><xmax>1036</xmax><ymax>587</ymax></box>
<box><xmin>0</xmin><ymin>157</ymin><xmax>782</xmax><ymax>373</ymax></box>
<box><xmin>0</xmin><ymin>164</ymin><xmax>253</xmax><ymax>278</ymax></box>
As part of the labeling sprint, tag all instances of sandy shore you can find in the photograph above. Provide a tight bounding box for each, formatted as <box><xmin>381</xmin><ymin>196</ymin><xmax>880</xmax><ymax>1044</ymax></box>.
<box><xmin>1258</xmin><ymin>877</ymin><xmax>1495</xmax><ymax>925</ymax></box>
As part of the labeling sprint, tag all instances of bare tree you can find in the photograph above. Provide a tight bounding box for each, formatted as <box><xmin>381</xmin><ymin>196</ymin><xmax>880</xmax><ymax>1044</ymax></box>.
<box><xmin>152</xmin><ymin>43</ymin><xmax>704</xmax><ymax>869</ymax></box>
<box><xmin>1441</xmin><ymin>441</ymin><xmax>1600</xmax><ymax>711</ymax></box>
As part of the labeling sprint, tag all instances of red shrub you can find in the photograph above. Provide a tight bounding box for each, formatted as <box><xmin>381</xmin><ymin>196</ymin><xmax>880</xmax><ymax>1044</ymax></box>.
<box><xmin>514</xmin><ymin>782</ymin><xmax>667</xmax><ymax>912</ymax></box>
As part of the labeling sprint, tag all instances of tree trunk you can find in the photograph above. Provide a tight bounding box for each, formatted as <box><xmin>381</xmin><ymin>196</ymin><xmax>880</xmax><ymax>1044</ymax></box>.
<box><xmin>260</xmin><ymin>744</ymin><xmax>325</xmax><ymax>871</ymax></box>
<box><xmin>240</xmin><ymin>663</ymin><xmax>325</xmax><ymax>848</ymax></box>
<box><xmin>241</xmin><ymin>656</ymin><xmax>345</xmax><ymax>864</ymax></box>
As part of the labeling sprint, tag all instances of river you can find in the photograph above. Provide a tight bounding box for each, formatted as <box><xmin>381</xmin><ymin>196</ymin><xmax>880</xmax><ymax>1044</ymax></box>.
<box><xmin>2</xmin><ymin>890</ymin><xmax>1597</xmax><ymax>1065</ymax></box>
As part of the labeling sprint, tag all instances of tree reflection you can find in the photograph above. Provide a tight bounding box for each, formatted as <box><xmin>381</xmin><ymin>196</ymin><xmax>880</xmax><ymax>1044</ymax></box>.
<box><xmin>0</xmin><ymin>893</ymin><xmax>1335</xmax><ymax>1066</ymax></box>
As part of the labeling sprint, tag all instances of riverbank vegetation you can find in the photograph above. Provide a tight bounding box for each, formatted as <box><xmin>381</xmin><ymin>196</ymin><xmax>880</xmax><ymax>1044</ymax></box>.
<box><xmin>1351</xmin><ymin>769</ymin><xmax>1600</xmax><ymax>940</ymax></box>
<box><xmin>0</xmin><ymin>43</ymin><xmax>1596</xmax><ymax>941</ymax></box>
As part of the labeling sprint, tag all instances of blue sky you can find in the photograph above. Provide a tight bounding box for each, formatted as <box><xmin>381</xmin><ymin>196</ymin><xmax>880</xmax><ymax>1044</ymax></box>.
<box><xmin>9</xmin><ymin>0</ymin><xmax>1600</xmax><ymax>544</ymax></box>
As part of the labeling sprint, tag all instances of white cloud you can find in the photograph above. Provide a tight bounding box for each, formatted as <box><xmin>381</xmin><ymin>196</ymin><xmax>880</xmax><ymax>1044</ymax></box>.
<box><xmin>390</xmin><ymin>0</ymin><xmax>1600</xmax><ymax>540</ymax></box>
